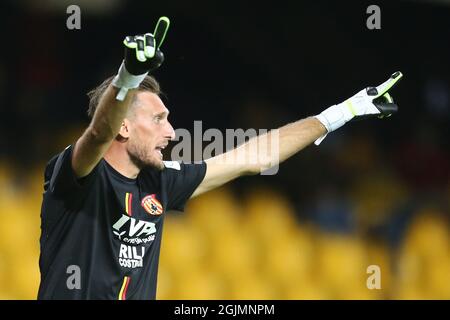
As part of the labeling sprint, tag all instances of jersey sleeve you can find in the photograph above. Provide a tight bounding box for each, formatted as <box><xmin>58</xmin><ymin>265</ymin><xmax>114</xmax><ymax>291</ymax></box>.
<box><xmin>162</xmin><ymin>161</ymin><xmax>207</xmax><ymax>212</ymax></box>
<box><xmin>45</xmin><ymin>144</ymin><xmax>99</xmax><ymax>199</ymax></box>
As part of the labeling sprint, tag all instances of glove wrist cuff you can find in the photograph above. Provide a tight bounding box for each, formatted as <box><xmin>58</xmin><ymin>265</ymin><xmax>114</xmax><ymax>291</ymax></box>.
<box><xmin>313</xmin><ymin>103</ymin><xmax>354</xmax><ymax>145</ymax></box>
<box><xmin>112</xmin><ymin>61</ymin><xmax>148</xmax><ymax>101</ymax></box>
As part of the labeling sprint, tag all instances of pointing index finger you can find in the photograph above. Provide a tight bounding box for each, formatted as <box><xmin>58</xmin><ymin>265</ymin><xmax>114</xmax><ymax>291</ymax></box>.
<box><xmin>375</xmin><ymin>71</ymin><xmax>403</xmax><ymax>97</ymax></box>
<box><xmin>153</xmin><ymin>16</ymin><xmax>170</xmax><ymax>49</ymax></box>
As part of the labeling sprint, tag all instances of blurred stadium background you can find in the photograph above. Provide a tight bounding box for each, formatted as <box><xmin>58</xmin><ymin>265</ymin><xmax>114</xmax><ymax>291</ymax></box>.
<box><xmin>0</xmin><ymin>0</ymin><xmax>449</xmax><ymax>299</ymax></box>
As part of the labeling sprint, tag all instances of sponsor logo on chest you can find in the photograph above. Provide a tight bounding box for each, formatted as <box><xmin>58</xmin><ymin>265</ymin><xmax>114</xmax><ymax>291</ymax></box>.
<box><xmin>112</xmin><ymin>193</ymin><xmax>164</xmax><ymax>269</ymax></box>
<box><xmin>112</xmin><ymin>214</ymin><xmax>157</xmax><ymax>245</ymax></box>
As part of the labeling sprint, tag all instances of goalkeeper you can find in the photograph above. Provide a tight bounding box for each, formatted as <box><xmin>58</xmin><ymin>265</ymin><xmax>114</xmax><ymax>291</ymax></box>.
<box><xmin>37</xmin><ymin>16</ymin><xmax>403</xmax><ymax>299</ymax></box>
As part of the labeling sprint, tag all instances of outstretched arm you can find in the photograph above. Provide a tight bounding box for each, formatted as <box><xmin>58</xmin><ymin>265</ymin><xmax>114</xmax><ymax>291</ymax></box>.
<box><xmin>192</xmin><ymin>71</ymin><xmax>403</xmax><ymax>197</ymax></box>
<box><xmin>192</xmin><ymin>117</ymin><xmax>325</xmax><ymax>197</ymax></box>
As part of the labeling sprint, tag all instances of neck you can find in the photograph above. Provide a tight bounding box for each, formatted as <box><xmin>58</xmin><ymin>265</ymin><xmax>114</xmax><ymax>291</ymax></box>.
<box><xmin>104</xmin><ymin>141</ymin><xmax>140</xmax><ymax>179</ymax></box>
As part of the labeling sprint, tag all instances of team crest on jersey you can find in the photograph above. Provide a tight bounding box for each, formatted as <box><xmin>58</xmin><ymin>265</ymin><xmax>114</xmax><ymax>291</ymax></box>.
<box><xmin>141</xmin><ymin>194</ymin><xmax>163</xmax><ymax>216</ymax></box>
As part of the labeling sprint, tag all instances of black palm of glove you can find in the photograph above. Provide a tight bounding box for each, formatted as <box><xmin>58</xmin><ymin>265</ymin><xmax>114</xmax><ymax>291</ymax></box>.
<box><xmin>123</xmin><ymin>16</ymin><xmax>170</xmax><ymax>75</ymax></box>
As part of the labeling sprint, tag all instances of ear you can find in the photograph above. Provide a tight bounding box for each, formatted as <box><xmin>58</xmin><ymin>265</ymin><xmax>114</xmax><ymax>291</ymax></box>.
<box><xmin>117</xmin><ymin>119</ymin><xmax>131</xmax><ymax>139</ymax></box>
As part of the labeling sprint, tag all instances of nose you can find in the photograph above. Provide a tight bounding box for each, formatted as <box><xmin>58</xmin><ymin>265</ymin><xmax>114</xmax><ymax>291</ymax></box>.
<box><xmin>165</xmin><ymin>121</ymin><xmax>176</xmax><ymax>141</ymax></box>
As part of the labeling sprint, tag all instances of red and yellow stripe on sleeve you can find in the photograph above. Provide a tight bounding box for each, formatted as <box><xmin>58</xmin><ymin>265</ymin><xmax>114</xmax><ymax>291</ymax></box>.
<box><xmin>125</xmin><ymin>192</ymin><xmax>132</xmax><ymax>216</ymax></box>
<box><xmin>119</xmin><ymin>192</ymin><xmax>132</xmax><ymax>300</ymax></box>
<box><xmin>118</xmin><ymin>276</ymin><xmax>131</xmax><ymax>300</ymax></box>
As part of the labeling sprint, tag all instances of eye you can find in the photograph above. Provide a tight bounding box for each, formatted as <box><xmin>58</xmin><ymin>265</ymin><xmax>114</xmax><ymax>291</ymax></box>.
<box><xmin>154</xmin><ymin>115</ymin><xmax>162</xmax><ymax>123</ymax></box>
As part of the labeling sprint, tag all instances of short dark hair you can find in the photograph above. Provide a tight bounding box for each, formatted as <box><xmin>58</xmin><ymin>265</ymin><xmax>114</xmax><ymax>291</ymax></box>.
<box><xmin>86</xmin><ymin>75</ymin><xmax>161</xmax><ymax>118</ymax></box>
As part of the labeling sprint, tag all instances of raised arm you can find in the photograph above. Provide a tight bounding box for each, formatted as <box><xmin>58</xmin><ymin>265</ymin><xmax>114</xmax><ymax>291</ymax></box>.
<box><xmin>192</xmin><ymin>71</ymin><xmax>403</xmax><ymax>197</ymax></box>
<box><xmin>72</xmin><ymin>84</ymin><xmax>133</xmax><ymax>178</ymax></box>
<box><xmin>71</xmin><ymin>17</ymin><xmax>170</xmax><ymax>178</ymax></box>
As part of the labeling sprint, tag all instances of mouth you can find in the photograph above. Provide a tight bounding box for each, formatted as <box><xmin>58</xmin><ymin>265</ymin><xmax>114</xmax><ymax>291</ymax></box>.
<box><xmin>155</xmin><ymin>144</ymin><xmax>168</xmax><ymax>159</ymax></box>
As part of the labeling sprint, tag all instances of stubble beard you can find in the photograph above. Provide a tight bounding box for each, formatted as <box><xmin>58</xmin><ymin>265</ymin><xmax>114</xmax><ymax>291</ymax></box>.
<box><xmin>127</xmin><ymin>142</ymin><xmax>165</xmax><ymax>172</ymax></box>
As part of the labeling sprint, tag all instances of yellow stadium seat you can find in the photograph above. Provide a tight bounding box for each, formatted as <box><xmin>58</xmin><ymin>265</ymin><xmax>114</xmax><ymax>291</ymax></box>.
<box><xmin>404</xmin><ymin>209</ymin><xmax>449</xmax><ymax>259</ymax></box>
<box><xmin>169</xmin><ymin>267</ymin><xmax>226</xmax><ymax>300</ymax></box>
<box><xmin>227</xmin><ymin>271</ymin><xmax>278</xmax><ymax>300</ymax></box>
<box><xmin>184</xmin><ymin>186</ymin><xmax>242</xmax><ymax>237</ymax></box>
<box><xmin>207</xmin><ymin>227</ymin><xmax>259</xmax><ymax>278</ymax></box>
<box><xmin>314</xmin><ymin>233</ymin><xmax>369</xmax><ymax>295</ymax></box>
<box><xmin>398</xmin><ymin>210</ymin><xmax>450</xmax><ymax>299</ymax></box>
<box><xmin>262</xmin><ymin>228</ymin><xmax>314</xmax><ymax>288</ymax></box>
<box><xmin>242</xmin><ymin>187</ymin><xmax>299</xmax><ymax>244</ymax></box>
<box><xmin>8</xmin><ymin>253</ymin><xmax>40</xmax><ymax>299</ymax></box>
<box><xmin>159</xmin><ymin>215</ymin><xmax>207</xmax><ymax>276</ymax></box>
<box><xmin>155</xmin><ymin>266</ymin><xmax>176</xmax><ymax>300</ymax></box>
<box><xmin>283</xmin><ymin>278</ymin><xmax>330</xmax><ymax>299</ymax></box>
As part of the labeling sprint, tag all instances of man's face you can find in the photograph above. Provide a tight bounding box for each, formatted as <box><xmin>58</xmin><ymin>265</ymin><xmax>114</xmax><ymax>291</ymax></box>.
<box><xmin>125</xmin><ymin>91</ymin><xmax>175</xmax><ymax>171</ymax></box>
